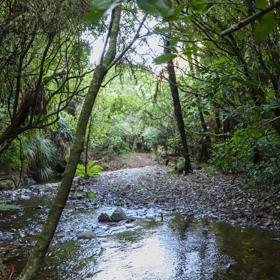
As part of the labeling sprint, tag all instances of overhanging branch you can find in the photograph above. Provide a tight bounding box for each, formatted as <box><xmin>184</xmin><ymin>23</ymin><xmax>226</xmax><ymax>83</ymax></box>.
<box><xmin>221</xmin><ymin>1</ymin><xmax>280</xmax><ymax>36</ymax></box>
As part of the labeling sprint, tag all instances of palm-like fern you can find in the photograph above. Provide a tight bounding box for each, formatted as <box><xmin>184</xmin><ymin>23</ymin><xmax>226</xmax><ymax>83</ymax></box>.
<box><xmin>27</xmin><ymin>134</ymin><xmax>56</xmax><ymax>182</ymax></box>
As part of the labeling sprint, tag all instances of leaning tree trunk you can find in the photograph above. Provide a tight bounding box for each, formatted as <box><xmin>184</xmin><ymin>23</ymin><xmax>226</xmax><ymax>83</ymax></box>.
<box><xmin>84</xmin><ymin>116</ymin><xmax>93</xmax><ymax>177</ymax></box>
<box><xmin>165</xmin><ymin>35</ymin><xmax>192</xmax><ymax>174</ymax></box>
<box><xmin>17</xmin><ymin>6</ymin><xmax>122</xmax><ymax>280</ymax></box>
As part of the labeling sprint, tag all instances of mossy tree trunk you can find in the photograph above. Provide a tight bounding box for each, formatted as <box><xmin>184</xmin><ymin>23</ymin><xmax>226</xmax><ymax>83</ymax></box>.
<box><xmin>17</xmin><ymin>6</ymin><xmax>122</xmax><ymax>280</ymax></box>
<box><xmin>84</xmin><ymin>116</ymin><xmax>93</xmax><ymax>177</ymax></box>
<box><xmin>166</xmin><ymin>59</ymin><xmax>192</xmax><ymax>174</ymax></box>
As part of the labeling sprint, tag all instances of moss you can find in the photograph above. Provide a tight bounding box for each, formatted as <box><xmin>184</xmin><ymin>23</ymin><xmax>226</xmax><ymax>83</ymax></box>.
<box><xmin>76</xmin><ymin>254</ymin><xmax>97</xmax><ymax>271</ymax></box>
<box><xmin>48</xmin><ymin>240</ymin><xmax>79</xmax><ymax>261</ymax></box>
<box><xmin>115</xmin><ymin>218</ymin><xmax>162</xmax><ymax>242</ymax></box>
<box><xmin>115</xmin><ymin>230</ymin><xmax>142</xmax><ymax>242</ymax></box>
<box><xmin>170</xmin><ymin>212</ymin><xmax>190</xmax><ymax>238</ymax></box>
<box><xmin>136</xmin><ymin>218</ymin><xmax>161</xmax><ymax>229</ymax></box>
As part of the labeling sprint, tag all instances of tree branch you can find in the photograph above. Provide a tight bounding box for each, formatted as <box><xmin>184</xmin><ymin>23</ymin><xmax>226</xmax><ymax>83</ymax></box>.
<box><xmin>108</xmin><ymin>14</ymin><xmax>147</xmax><ymax>70</ymax></box>
<box><xmin>221</xmin><ymin>1</ymin><xmax>280</xmax><ymax>36</ymax></box>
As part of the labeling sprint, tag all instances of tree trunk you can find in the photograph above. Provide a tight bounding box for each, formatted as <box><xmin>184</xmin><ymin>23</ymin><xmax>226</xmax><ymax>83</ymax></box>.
<box><xmin>165</xmin><ymin>36</ymin><xmax>192</xmax><ymax>174</ymax></box>
<box><xmin>17</xmin><ymin>6</ymin><xmax>122</xmax><ymax>280</ymax></box>
<box><xmin>215</xmin><ymin>107</ymin><xmax>221</xmax><ymax>135</ymax></box>
<box><xmin>187</xmin><ymin>53</ymin><xmax>210</xmax><ymax>162</ymax></box>
<box><xmin>198</xmin><ymin>108</ymin><xmax>211</xmax><ymax>162</ymax></box>
<box><xmin>84</xmin><ymin>116</ymin><xmax>93</xmax><ymax>177</ymax></box>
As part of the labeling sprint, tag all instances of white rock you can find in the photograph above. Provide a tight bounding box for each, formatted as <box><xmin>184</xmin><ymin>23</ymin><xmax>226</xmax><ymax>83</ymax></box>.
<box><xmin>20</xmin><ymin>195</ymin><xmax>31</xmax><ymax>200</ymax></box>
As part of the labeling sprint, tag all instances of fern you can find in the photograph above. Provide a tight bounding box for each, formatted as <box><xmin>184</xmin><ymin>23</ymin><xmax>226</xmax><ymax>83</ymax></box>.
<box><xmin>27</xmin><ymin>134</ymin><xmax>56</xmax><ymax>181</ymax></box>
<box><xmin>76</xmin><ymin>160</ymin><xmax>102</xmax><ymax>177</ymax></box>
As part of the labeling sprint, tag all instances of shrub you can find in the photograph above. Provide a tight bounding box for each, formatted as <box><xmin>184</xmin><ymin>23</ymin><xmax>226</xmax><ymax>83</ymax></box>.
<box><xmin>142</xmin><ymin>127</ymin><xmax>167</xmax><ymax>151</ymax></box>
<box><xmin>210</xmin><ymin>128</ymin><xmax>280</xmax><ymax>185</ymax></box>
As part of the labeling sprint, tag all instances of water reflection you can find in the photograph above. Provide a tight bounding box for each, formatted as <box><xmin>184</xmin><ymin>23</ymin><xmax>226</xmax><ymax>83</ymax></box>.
<box><xmin>1</xmin><ymin>203</ymin><xmax>280</xmax><ymax>280</ymax></box>
<box><xmin>93</xmin><ymin>232</ymin><xmax>174</xmax><ymax>280</ymax></box>
<box><xmin>89</xmin><ymin>216</ymin><xmax>231</xmax><ymax>280</ymax></box>
<box><xmin>212</xmin><ymin>223</ymin><xmax>280</xmax><ymax>280</ymax></box>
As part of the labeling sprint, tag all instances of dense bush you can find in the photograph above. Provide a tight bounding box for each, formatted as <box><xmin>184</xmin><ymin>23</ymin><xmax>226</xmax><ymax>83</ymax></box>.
<box><xmin>142</xmin><ymin>127</ymin><xmax>167</xmax><ymax>151</ymax></box>
<box><xmin>210</xmin><ymin>128</ymin><xmax>280</xmax><ymax>185</ymax></box>
<box><xmin>0</xmin><ymin>140</ymin><xmax>22</xmax><ymax>173</ymax></box>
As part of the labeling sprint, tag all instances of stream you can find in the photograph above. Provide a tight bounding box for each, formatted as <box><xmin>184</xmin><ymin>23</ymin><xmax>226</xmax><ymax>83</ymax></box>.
<box><xmin>1</xmin><ymin>196</ymin><xmax>280</xmax><ymax>280</ymax></box>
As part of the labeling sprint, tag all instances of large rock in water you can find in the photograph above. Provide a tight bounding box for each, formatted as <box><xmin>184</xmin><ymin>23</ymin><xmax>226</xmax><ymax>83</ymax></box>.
<box><xmin>98</xmin><ymin>213</ymin><xmax>111</xmax><ymax>223</ymax></box>
<box><xmin>110</xmin><ymin>207</ymin><xmax>127</xmax><ymax>222</ymax></box>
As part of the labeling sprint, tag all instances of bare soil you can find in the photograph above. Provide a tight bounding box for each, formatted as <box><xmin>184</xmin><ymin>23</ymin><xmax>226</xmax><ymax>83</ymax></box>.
<box><xmin>99</xmin><ymin>152</ymin><xmax>157</xmax><ymax>170</ymax></box>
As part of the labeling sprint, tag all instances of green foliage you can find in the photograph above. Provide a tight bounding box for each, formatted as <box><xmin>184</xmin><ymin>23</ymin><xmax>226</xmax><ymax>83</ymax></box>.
<box><xmin>256</xmin><ymin>0</ymin><xmax>269</xmax><ymax>9</ymax></box>
<box><xmin>136</xmin><ymin>218</ymin><xmax>161</xmax><ymax>229</ymax></box>
<box><xmin>115</xmin><ymin>230</ymin><xmax>142</xmax><ymax>242</ymax></box>
<box><xmin>171</xmin><ymin>212</ymin><xmax>189</xmax><ymax>238</ymax></box>
<box><xmin>154</xmin><ymin>53</ymin><xmax>177</xmax><ymax>64</ymax></box>
<box><xmin>0</xmin><ymin>0</ymin><xmax>90</xmax><ymax>182</ymax></box>
<box><xmin>136</xmin><ymin>0</ymin><xmax>173</xmax><ymax>19</ymax></box>
<box><xmin>210</xmin><ymin>129</ymin><xmax>280</xmax><ymax>185</ymax></box>
<box><xmin>210</xmin><ymin>139</ymin><xmax>251</xmax><ymax>174</ymax></box>
<box><xmin>175</xmin><ymin>157</ymin><xmax>185</xmax><ymax>174</ymax></box>
<box><xmin>254</xmin><ymin>12</ymin><xmax>278</xmax><ymax>43</ymax></box>
<box><xmin>90</xmin><ymin>68</ymin><xmax>162</xmax><ymax>158</ymax></box>
<box><xmin>84</xmin><ymin>0</ymin><xmax>118</xmax><ymax>23</ymax></box>
<box><xmin>56</xmin><ymin>117</ymin><xmax>74</xmax><ymax>142</ymax></box>
<box><xmin>86</xmin><ymin>191</ymin><xmax>96</xmax><ymax>200</ymax></box>
<box><xmin>27</xmin><ymin>135</ymin><xmax>57</xmax><ymax>182</ymax></box>
<box><xmin>85</xmin><ymin>0</ymin><xmax>176</xmax><ymax>22</ymax></box>
<box><xmin>0</xmin><ymin>140</ymin><xmax>22</xmax><ymax>171</ymax></box>
<box><xmin>75</xmin><ymin>160</ymin><xmax>102</xmax><ymax>177</ymax></box>
<box><xmin>188</xmin><ymin>0</ymin><xmax>208</xmax><ymax>13</ymax></box>
<box><xmin>142</xmin><ymin>127</ymin><xmax>167</xmax><ymax>151</ymax></box>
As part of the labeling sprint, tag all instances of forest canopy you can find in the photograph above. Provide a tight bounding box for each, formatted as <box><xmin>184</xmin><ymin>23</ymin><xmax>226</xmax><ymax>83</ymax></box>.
<box><xmin>1</xmin><ymin>0</ymin><xmax>280</xmax><ymax>184</ymax></box>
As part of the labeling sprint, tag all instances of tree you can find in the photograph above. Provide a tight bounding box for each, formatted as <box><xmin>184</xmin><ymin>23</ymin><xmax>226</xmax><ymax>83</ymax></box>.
<box><xmin>17</xmin><ymin>6</ymin><xmax>122</xmax><ymax>279</ymax></box>
<box><xmin>164</xmin><ymin>28</ymin><xmax>192</xmax><ymax>174</ymax></box>
<box><xmin>0</xmin><ymin>0</ymin><xmax>90</xmax><ymax>155</ymax></box>
<box><xmin>18</xmin><ymin>3</ymin><xmax>146</xmax><ymax>278</ymax></box>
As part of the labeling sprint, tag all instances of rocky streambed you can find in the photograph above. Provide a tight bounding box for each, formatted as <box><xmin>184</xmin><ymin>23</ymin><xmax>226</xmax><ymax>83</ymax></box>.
<box><xmin>1</xmin><ymin>165</ymin><xmax>280</xmax><ymax>279</ymax></box>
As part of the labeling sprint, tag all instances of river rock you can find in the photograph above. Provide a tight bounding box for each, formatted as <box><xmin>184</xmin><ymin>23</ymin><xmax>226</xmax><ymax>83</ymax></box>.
<box><xmin>77</xmin><ymin>230</ymin><xmax>95</xmax><ymax>239</ymax></box>
<box><xmin>126</xmin><ymin>217</ymin><xmax>136</xmax><ymax>223</ymax></box>
<box><xmin>98</xmin><ymin>213</ymin><xmax>111</xmax><ymax>223</ymax></box>
<box><xmin>110</xmin><ymin>207</ymin><xmax>127</xmax><ymax>222</ymax></box>
<box><xmin>20</xmin><ymin>194</ymin><xmax>31</xmax><ymax>200</ymax></box>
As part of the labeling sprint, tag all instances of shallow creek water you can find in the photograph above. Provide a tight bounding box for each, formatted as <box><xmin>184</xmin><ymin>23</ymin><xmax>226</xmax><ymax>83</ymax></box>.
<box><xmin>0</xmin><ymin>197</ymin><xmax>280</xmax><ymax>280</ymax></box>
